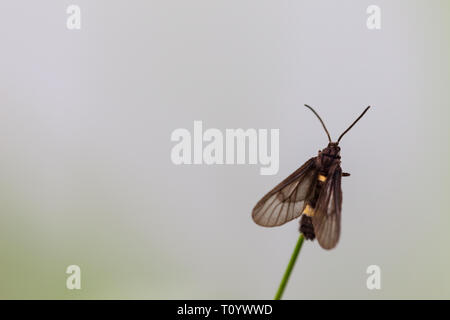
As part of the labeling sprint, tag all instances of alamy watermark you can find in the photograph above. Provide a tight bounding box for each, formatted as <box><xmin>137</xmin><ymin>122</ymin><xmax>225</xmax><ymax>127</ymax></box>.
<box><xmin>170</xmin><ymin>121</ymin><xmax>279</xmax><ymax>175</ymax></box>
<box><xmin>366</xmin><ymin>265</ymin><xmax>381</xmax><ymax>290</ymax></box>
<box><xmin>367</xmin><ymin>5</ymin><xmax>381</xmax><ymax>30</ymax></box>
<box><xmin>66</xmin><ymin>5</ymin><xmax>81</xmax><ymax>30</ymax></box>
<box><xmin>66</xmin><ymin>265</ymin><xmax>81</xmax><ymax>290</ymax></box>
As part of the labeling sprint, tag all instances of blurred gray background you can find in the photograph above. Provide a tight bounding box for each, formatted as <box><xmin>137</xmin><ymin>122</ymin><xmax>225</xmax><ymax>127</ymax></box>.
<box><xmin>0</xmin><ymin>0</ymin><xmax>449</xmax><ymax>299</ymax></box>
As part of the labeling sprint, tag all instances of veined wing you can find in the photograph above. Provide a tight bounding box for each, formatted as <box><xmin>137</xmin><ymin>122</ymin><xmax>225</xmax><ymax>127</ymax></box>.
<box><xmin>252</xmin><ymin>158</ymin><xmax>318</xmax><ymax>227</ymax></box>
<box><xmin>312</xmin><ymin>163</ymin><xmax>343</xmax><ymax>249</ymax></box>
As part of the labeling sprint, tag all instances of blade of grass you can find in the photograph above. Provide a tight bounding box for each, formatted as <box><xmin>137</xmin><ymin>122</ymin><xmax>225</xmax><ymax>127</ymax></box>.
<box><xmin>274</xmin><ymin>234</ymin><xmax>305</xmax><ymax>300</ymax></box>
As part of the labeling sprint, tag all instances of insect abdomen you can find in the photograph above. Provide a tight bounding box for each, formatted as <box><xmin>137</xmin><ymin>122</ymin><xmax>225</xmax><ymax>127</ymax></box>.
<box><xmin>300</xmin><ymin>215</ymin><xmax>315</xmax><ymax>240</ymax></box>
<box><xmin>299</xmin><ymin>173</ymin><xmax>327</xmax><ymax>240</ymax></box>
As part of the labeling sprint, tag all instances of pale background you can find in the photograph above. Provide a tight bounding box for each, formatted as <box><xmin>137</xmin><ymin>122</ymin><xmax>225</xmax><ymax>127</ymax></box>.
<box><xmin>0</xmin><ymin>0</ymin><xmax>449</xmax><ymax>299</ymax></box>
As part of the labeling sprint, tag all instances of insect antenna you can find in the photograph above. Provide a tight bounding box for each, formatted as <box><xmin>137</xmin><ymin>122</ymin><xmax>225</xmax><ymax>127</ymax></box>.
<box><xmin>304</xmin><ymin>104</ymin><xmax>331</xmax><ymax>143</ymax></box>
<box><xmin>337</xmin><ymin>106</ymin><xmax>371</xmax><ymax>142</ymax></box>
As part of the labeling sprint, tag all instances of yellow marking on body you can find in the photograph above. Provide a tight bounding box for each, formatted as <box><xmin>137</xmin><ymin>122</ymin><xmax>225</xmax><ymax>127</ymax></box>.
<box><xmin>318</xmin><ymin>174</ymin><xmax>326</xmax><ymax>182</ymax></box>
<box><xmin>302</xmin><ymin>204</ymin><xmax>315</xmax><ymax>217</ymax></box>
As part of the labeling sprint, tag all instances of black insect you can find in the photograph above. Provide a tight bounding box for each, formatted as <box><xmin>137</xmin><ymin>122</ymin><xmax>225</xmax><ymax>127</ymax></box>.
<box><xmin>252</xmin><ymin>105</ymin><xmax>370</xmax><ymax>249</ymax></box>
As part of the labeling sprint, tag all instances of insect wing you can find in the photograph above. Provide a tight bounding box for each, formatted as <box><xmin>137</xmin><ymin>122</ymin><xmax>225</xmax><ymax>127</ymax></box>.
<box><xmin>252</xmin><ymin>158</ymin><xmax>318</xmax><ymax>227</ymax></box>
<box><xmin>312</xmin><ymin>163</ymin><xmax>343</xmax><ymax>250</ymax></box>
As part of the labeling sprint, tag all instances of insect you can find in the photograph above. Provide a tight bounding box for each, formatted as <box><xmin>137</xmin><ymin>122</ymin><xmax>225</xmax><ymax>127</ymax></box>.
<box><xmin>252</xmin><ymin>105</ymin><xmax>370</xmax><ymax>249</ymax></box>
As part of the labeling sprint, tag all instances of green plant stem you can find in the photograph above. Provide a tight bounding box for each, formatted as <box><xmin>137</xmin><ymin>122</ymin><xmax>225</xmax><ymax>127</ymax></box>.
<box><xmin>274</xmin><ymin>234</ymin><xmax>305</xmax><ymax>300</ymax></box>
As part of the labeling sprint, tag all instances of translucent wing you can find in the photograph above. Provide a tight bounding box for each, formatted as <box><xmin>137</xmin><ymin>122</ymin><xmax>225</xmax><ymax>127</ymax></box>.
<box><xmin>312</xmin><ymin>163</ymin><xmax>343</xmax><ymax>250</ymax></box>
<box><xmin>252</xmin><ymin>158</ymin><xmax>318</xmax><ymax>227</ymax></box>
